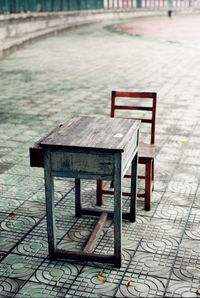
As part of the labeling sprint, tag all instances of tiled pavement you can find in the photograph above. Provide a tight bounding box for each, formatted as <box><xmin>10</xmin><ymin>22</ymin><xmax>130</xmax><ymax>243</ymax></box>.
<box><xmin>0</xmin><ymin>14</ymin><xmax>200</xmax><ymax>297</ymax></box>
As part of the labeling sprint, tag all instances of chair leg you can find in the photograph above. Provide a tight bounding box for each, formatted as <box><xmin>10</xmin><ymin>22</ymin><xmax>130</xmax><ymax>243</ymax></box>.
<box><xmin>152</xmin><ymin>159</ymin><xmax>154</xmax><ymax>191</ymax></box>
<box><xmin>96</xmin><ymin>180</ymin><xmax>103</xmax><ymax>206</ymax></box>
<box><xmin>144</xmin><ymin>160</ymin><xmax>152</xmax><ymax>211</ymax></box>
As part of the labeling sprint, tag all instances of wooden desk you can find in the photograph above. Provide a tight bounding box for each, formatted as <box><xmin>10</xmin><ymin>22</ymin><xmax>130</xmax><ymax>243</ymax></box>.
<box><xmin>30</xmin><ymin>116</ymin><xmax>140</xmax><ymax>267</ymax></box>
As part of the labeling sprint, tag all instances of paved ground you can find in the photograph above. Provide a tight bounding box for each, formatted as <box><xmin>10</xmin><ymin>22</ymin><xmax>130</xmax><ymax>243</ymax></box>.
<box><xmin>119</xmin><ymin>14</ymin><xmax>200</xmax><ymax>44</ymax></box>
<box><xmin>0</xmin><ymin>14</ymin><xmax>200</xmax><ymax>297</ymax></box>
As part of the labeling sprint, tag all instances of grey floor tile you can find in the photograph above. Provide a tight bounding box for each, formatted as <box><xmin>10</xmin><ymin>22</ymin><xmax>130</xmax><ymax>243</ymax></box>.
<box><xmin>165</xmin><ymin>280</ymin><xmax>200</xmax><ymax>298</ymax></box>
<box><xmin>126</xmin><ymin>250</ymin><xmax>175</xmax><ymax>279</ymax></box>
<box><xmin>0</xmin><ymin>253</ymin><xmax>44</xmax><ymax>280</ymax></box>
<box><xmin>154</xmin><ymin>203</ymin><xmax>189</xmax><ymax>222</ymax></box>
<box><xmin>159</xmin><ymin>192</ymin><xmax>194</xmax><ymax>207</ymax></box>
<box><xmin>30</xmin><ymin>259</ymin><xmax>83</xmax><ymax>288</ymax></box>
<box><xmin>171</xmin><ymin>255</ymin><xmax>200</xmax><ymax>283</ymax></box>
<box><xmin>116</xmin><ymin>274</ymin><xmax>167</xmax><ymax>297</ymax></box>
<box><xmin>67</xmin><ymin>259</ymin><xmax>132</xmax><ymax>298</ymax></box>
<box><xmin>15</xmin><ymin>281</ymin><xmax>68</xmax><ymax>297</ymax></box>
<box><xmin>0</xmin><ymin>277</ymin><xmax>25</xmax><ymax>297</ymax></box>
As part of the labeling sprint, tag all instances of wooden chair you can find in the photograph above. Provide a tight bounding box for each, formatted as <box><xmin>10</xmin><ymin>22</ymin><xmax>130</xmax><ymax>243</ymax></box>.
<box><xmin>96</xmin><ymin>91</ymin><xmax>157</xmax><ymax>211</ymax></box>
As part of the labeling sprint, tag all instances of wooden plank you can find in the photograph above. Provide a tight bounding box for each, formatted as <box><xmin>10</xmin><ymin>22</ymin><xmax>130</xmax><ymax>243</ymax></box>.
<box><xmin>55</xmin><ymin>249</ymin><xmax>115</xmax><ymax>265</ymax></box>
<box><xmin>50</xmin><ymin>150</ymin><xmax>114</xmax><ymax>176</ymax></box>
<box><xmin>51</xmin><ymin>171</ymin><xmax>113</xmax><ymax>181</ymax></box>
<box><xmin>80</xmin><ymin>208</ymin><xmax>132</xmax><ymax>220</ymax></box>
<box><xmin>83</xmin><ymin>212</ymin><xmax>108</xmax><ymax>253</ymax></box>
<box><xmin>122</xmin><ymin>142</ymin><xmax>138</xmax><ymax>176</ymax></box>
<box><xmin>112</xmin><ymin>91</ymin><xmax>157</xmax><ymax>98</ymax></box>
<box><xmin>40</xmin><ymin>116</ymin><xmax>139</xmax><ymax>152</ymax></box>
<box><xmin>115</xmin><ymin>105</ymin><xmax>153</xmax><ymax>111</ymax></box>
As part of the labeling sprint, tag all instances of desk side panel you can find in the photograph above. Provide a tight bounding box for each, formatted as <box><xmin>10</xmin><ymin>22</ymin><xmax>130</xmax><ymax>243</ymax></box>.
<box><xmin>122</xmin><ymin>128</ymin><xmax>139</xmax><ymax>176</ymax></box>
<box><xmin>49</xmin><ymin>150</ymin><xmax>114</xmax><ymax>178</ymax></box>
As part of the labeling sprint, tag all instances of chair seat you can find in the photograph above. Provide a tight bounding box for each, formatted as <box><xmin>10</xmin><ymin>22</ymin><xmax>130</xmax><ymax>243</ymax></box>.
<box><xmin>139</xmin><ymin>142</ymin><xmax>155</xmax><ymax>160</ymax></box>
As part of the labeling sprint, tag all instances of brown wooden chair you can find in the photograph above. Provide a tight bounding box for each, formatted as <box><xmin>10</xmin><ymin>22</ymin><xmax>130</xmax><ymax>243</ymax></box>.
<box><xmin>96</xmin><ymin>91</ymin><xmax>157</xmax><ymax>211</ymax></box>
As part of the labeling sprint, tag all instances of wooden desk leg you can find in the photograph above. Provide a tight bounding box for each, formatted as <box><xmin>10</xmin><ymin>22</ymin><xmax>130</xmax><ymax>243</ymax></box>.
<box><xmin>44</xmin><ymin>151</ymin><xmax>56</xmax><ymax>260</ymax></box>
<box><xmin>75</xmin><ymin>178</ymin><xmax>81</xmax><ymax>217</ymax></box>
<box><xmin>114</xmin><ymin>152</ymin><xmax>122</xmax><ymax>268</ymax></box>
<box><xmin>130</xmin><ymin>152</ymin><xmax>138</xmax><ymax>222</ymax></box>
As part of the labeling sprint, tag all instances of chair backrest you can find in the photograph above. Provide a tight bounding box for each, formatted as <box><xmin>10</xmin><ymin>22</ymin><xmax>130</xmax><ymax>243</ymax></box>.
<box><xmin>110</xmin><ymin>91</ymin><xmax>157</xmax><ymax>144</ymax></box>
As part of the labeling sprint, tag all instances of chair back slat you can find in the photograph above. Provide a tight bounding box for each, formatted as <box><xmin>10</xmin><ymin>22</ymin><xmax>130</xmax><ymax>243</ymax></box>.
<box><xmin>115</xmin><ymin>105</ymin><xmax>153</xmax><ymax>111</ymax></box>
<box><xmin>112</xmin><ymin>91</ymin><xmax>156</xmax><ymax>98</ymax></box>
<box><xmin>111</xmin><ymin>91</ymin><xmax>157</xmax><ymax>144</ymax></box>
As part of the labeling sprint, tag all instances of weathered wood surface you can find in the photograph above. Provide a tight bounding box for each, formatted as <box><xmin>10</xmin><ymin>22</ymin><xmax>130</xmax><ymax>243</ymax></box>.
<box><xmin>50</xmin><ymin>150</ymin><xmax>114</xmax><ymax>177</ymax></box>
<box><xmin>83</xmin><ymin>212</ymin><xmax>108</xmax><ymax>253</ymax></box>
<box><xmin>30</xmin><ymin>117</ymin><xmax>140</xmax><ymax>168</ymax></box>
<box><xmin>55</xmin><ymin>249</ymin><xmax>115</xmax><ymax>264</ymax></box>
<box><xmin>139</xmin><ymin>141</ymin><xmax>155</xmax><ymax>159</ymax></box>
<box><xmin>40</xmin><ymin>116</ymin><xmax>140</xmax><ymax>152</ymax></box>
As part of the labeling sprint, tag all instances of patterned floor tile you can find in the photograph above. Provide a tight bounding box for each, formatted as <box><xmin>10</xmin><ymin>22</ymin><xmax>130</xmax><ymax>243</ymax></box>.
<box><xmin>30</xmin><ymin>259</ymin><xmax>83</xmax><ymax>288</ymax></box>
<box><xmin>176</xmin><ymin>239</ymin><xmax>200</xmax><ymax>260</ymax></box>
<box><xmin>0</xmin><ymin>174</ymin><xmax>25</xmax><ymax>186</ymax></box>
<box><xmin>31</xmin><ymin>217</ymin><xmax>77</xmax><ymax>241</ymax></box>
<box><xmin>0</xmin><ymin>152</ymin><xmax>24</xmax><ymax>163</ymax></box>
<box><xmin>165</xmin><ymin>280</ymin><xmax>200</xmax><ymax>297</ymax></box>
<box><xmin>13</xmin><ymin>234</ymin><xmax>48</xmax><ymax>258</ymax></box>
<box><xmin>0</xmin><ymin>211</ymin><xmax>8</xmax><ymax>223</ymax></box>
<box><xmin>155</xmin><ymin>160</ymin><xmax>174</xmax><ymax>181</ymax></box>
<box><xmin>67</xmin><ymin>259</ymin><xmax>131</xmax><ymax>298</ymax></box>
<box><xmin>184</xmin><ymin>223</ymin><xmax>200</xmax><ymax>240</ymax></box>
<box><xmin>153</xmin><ymin>180</ymin><xmax>168</xmax><ymax>192</ymax></box>
<box><xmin>139</xmin><ymin>235</ymin><xmax>180</xmax><ymax>257</ymax></box>
<box><xmin>153</xmin><ymin>203</ymin><xmax>189</xmax><ymax>222</ymax></box>
<box><xmin>124</xmin><ymin>217</ymin><xmax>185</xmax><ymax>243</ymax></box>
<box><xmin>15</xmin><ymin>281</ymin><xmax>68</xmax><ymax>297</ymax></box>
<box><xmin>0</xmin><ymin>162</ymin><xmax>14</xmax><ymax>174</ymax></box>
<box><xmin>116</xmin><ymin>274</ymin><xmax>167</xmax><ymax>297</ymax></box>
<box><xmin>2</xmin><ymin>185</ymin><xmax>36</xmax><ymax>201</ymax></box>
<box><xmin>0</xmin><ymin>197</ymin><xmax>22</xmax><ymax>213</ymax></box>
<box><xmin>171</xmin><ymin>165</ymin><xmax>200</xmax><ymax>183</ymax></box>
<box><xmin>166</xmin><ymin>181</ymin><xmax>198</xmax><ymax>195</ymax></box>
<box><xmin>171</xmin><ymin>256</ymin><xmax>200</xmax><ymax>283</ymax></box>
<box><xmin>29</xmin><ymin>190</ymin><xmax>63</xmax><ymax>204</ymax></box>
<box><xmin>159</xmin><ymin>192</ymin><xmax>194</xmax><ymax>207</ymax></box>
<box><xmin>55</xmin><ymin>194</ymin><xmax>76</xmax><ymax>219</ymax></box>
<box><xmin>0</xmin><ymin>184</ymin><xmax>9</xmax><ymax>194</ymax></box>
<box><xmin>1</xmin><ymin>214</ymin><xmax>39</xmax><ymax>234</ymax></box>
<box><xmin>155</xmin><ymin>153</ymin><xmax>181</xmax><ymax>164</ymax></box>
<box><xmin>180</xmin><ymin>155</ymin><xmax>200</xmax><ymax>166</ymax></box>
<box><xmin>193</xmin><ymin>193</ymin><xmax>200</xmax><ymax>208</ymax></box>
<box><xmin>53</xmin><ymin>177</ymin><xmax>75</xmax><ymax>192</ymax></box>
<box><xmin>0</xmin><ymin>231</ymin><xmax>25</xmax><ymax>252</ymax></box>
<box><xmin>17</xmin><ymin>176</ymin><xmax>44</xmax><ymax>190</ymax></box>
<box><xmin>126</xmin><ymin>250</ymin><xmax>174</xmax><ymax>279</ymax></box>
<box><xmin>6</xmin><ymin>164</ymin><xmax>44</xmax><ymax>177</ymax></box>
<box><xmin>0</xmin><ymin>253</ymin><xmax>43</xmax><ymax>280</ymax></box>
<box><xmin>15</xmin><ymin>201</ymin><xmax>46</xmax><ymax>218</ymax></box>
<box><xmin>0</xmin><ymin>277</ymin><xmax>25</xmax><ymax>298</ymax></box>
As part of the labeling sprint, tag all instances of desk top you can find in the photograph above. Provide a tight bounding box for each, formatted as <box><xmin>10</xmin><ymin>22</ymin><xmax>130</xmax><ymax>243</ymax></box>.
<box><xmin>40</xmin><ymin>116</ymin><xmax>140</xmax><ymax>152</ymax></box>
